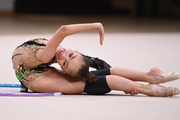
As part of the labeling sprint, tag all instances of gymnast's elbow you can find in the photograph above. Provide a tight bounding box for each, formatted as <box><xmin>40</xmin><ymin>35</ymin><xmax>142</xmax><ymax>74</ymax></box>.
<box><xmin>57</xmin><ymin>25</ymin><xmax>68</xmax><ymax>36</ymax></box>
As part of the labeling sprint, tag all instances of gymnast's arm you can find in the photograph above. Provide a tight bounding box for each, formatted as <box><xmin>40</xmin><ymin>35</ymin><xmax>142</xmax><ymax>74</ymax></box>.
<box><xmin>36</xmin><ymin>23</ymin><xmax>105</xmax><ymax>63</ymax></box>
<box><xmin>83</xmin><ymin>54</ymin><xmax>111</xmax><ymax>70</ymax></box>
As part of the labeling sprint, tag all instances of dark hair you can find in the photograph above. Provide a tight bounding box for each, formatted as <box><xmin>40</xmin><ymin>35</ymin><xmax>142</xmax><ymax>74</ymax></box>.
<box><xmin>72</xmin><ymin>55</ymin><xmax>97</xmax><ymax>83</ymax></box>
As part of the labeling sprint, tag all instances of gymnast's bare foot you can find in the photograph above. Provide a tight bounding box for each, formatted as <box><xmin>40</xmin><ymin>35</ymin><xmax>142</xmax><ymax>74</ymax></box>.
<box><xmin>148</xmin><ymin>84</ymin><xmax>179</xmax><ymax>97</ymax></box>
<box><xmin>147</xmin><ymin>67</ymin><xmax>180</xmax><ymax>84</ymax></box>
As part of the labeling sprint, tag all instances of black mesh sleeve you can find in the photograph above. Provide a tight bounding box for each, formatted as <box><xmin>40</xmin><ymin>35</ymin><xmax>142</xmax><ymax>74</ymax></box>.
<box><xmin>83</xmin><ymin>54</ymin><xmax>111</xmax><ymax>70</ymax></box>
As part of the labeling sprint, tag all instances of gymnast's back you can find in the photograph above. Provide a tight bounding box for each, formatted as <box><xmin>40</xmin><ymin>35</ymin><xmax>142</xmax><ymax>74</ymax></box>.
<box><xmin>11</xmin><ymin>38</ymin><xmax>54</xmax><ymax>89</ymax></box>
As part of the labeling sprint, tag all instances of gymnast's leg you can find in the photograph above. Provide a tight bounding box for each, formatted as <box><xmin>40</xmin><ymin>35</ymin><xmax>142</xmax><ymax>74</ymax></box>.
<box><xmin>110</xmin><ymin>67</ymin><xmax>180</xmax><ymax>84</ymax></box>
<box><xmin>106</xmin><ymin>75</ymin><xmax>179</xmax><ymax>97</ymax></box>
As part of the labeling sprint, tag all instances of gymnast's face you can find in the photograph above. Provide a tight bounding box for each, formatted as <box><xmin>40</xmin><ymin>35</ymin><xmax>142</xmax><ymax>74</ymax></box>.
<box><xmin>55</xmin><ymin>48</ymin><xmax>83</xmax><ymax>76</ymax></box>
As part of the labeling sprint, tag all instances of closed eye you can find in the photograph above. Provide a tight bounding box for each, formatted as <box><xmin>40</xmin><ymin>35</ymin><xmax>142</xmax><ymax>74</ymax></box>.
<box><xmin>64</xmin><ymin>53</ymin><xmax>77</xmax><ymax>68</ymax></box>
<box><xmin>63</xmin><ymin>61</ymin><xmax>67</xmax><ymax>67</ymax></box>
<box><xmin>69</xmin><ymin>53</ymin><xmax>76</xmax><ymax>60</ymax></box>
<box><xmin>69</xmin><ymin>53</ymin><xmax>73</xmax><ymax>58</ymax></box>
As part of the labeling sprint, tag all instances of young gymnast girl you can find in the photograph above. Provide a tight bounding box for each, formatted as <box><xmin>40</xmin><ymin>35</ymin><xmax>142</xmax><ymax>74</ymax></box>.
<box><xmin>12</xmin><ymin>22</ymin><xmax>180</xmax><ymax>96</ymax></box>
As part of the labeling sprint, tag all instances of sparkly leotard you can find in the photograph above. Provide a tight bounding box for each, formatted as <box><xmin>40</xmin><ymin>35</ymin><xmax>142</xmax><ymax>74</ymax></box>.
<box><xmin>12</xmin><ymin>38</ymin><xmax>55</xmax><ymax>89</ymax></box>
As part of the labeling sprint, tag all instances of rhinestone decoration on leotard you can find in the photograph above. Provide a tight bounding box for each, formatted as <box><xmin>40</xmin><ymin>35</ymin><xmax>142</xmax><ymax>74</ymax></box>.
<box><xmin>15</xmin><ymin>38</ymin><xmax>55</xmax><ymax>82</ymax></box>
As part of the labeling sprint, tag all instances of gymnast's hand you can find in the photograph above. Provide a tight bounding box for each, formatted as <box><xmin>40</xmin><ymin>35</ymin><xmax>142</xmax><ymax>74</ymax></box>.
<box><xmin>124</xmin><ymin>88</ymin><xmax>138</xmax><ymax>96</ymax></box>
<box><xmin>96</xmin><ymin>22</ymin><xmax>105</xmax><ymax>45</ymax></box>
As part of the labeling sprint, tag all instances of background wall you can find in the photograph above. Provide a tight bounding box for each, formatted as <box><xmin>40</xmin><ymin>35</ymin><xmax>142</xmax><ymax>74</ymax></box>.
<box><xmin>0</xmin><ymin>0</ymin><xmax>14</xmax><ymax>11</ymax></box>
<box><xmin>0</xmin><ymin>0</ymin><xmax>180</xmax><ymax>18</ymax></box>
